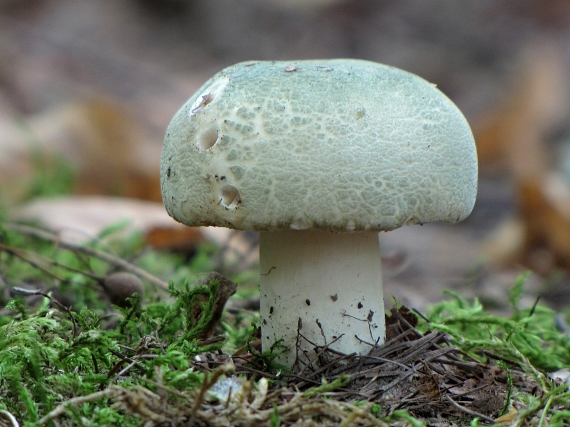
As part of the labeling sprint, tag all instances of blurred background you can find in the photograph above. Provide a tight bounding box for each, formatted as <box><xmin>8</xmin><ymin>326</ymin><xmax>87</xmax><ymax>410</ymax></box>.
<box><xmin>2</xmin><ymin>0</ymin><xmax>570</xmax><ymax>314</ymax></box>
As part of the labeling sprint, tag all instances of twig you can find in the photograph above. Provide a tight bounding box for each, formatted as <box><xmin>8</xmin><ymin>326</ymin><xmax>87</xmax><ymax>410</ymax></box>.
<box><xmin>447</xmin><ymin>382</ymin><xmax>492</xmax><ymax>399</ymax></box>
<box><xmin>0</xmin><ymin>243</ymin><xmax>101</xmax><ymax>282</ymax></box>
<box><xmin>212</xmin><ymin>359</ymin><xmax>370</xmax><ymax>399</ymax></box>
<box><xmin>0</xmin><ymin>410</ymin><xmax>20</xmax><ymax>427</ymax></box>
<box><xmin>444</xmin><ymin>395</ymin><xmax>496</xmax><ymax>423</ymax></box>
<box><xmin>390</xmin><ymin>307</ymin><xmax>424</xmax><ymax>339</ymax></box>
<box><xmin>4</xmin><ymin>223</ymin><xmax>169</xmax><ymax>290</ymax></box>
<box><xmin>296</xmin><ymin>333</ymin><xmax>346</xmax><ymax>379</ymax></box>
<box><xmin>354</xmin><ymin>334</ymin><xmax>375</xmax><ymax>347</ymax></box>
<box><xmin>190</xmin><ymin>364</ymin><xmax>234</xmax><ymax>416</ymax></box>
<box><xmin>107</xmin><ymin>349</ymin><xmax>147</xmax><ymax>378</ymax></box>
<box><xmin>482</xmin><ymin>350</ymin><xmax>522</xmax><ymax>368</ymax></box>
<box><xmin>367</xmin><ymin>329</ymin><xmax>417</xmax><ymax>359</ymax></box>
<box><xmin>115</xmin><ymin>359</ymin><xmax>142</xmax><ymax>379</ymax></box>
<box><xmin>375</xmin><ymin>363</ymin><xmax>419</xmax><ymax>394</ymax></box>
<box><xmin>430</xmin><ymin>357</ymin><xmax>484</xmax><ymax>372</ymax></box>
<box><xmin>38</xmin><ymin>389</ymin><xmax>113</xmax><ymax>424</ymax></box>
<box><xmin>360</xmin><ymin>355</ymin><xmax>415</xmax><ymax>372</ymax></box>
<box><xmin>137</xmin><ymin>376</ymin><xmax>189</xmax><ymax>399</ymax></box>
<box><xmin>0</xmin><ymin>244</ymin><xmax>66</xmax><ymax>283</ymax></box>
<box><xmin>391</xmin><ymin>331</ymin><xmax>442</xmax><ymax>365</ymax></box>
<box><xmin>411</xmin><ymin>308</ymin><xmax>431</xmax><ymax>323</ymax></box>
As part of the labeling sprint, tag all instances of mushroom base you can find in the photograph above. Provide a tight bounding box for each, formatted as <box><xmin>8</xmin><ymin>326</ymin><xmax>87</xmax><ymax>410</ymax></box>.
<box><xmin>259</xmin><ymin>230</ymin><xmax>385</xmax><ymax>367</ymax></box>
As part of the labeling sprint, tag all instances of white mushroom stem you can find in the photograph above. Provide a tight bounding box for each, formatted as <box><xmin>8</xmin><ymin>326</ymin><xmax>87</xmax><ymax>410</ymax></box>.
<box><xmin>259</xmin><ymin>230</ymin><xmax>385</xmax><ymax>367</ymax></box>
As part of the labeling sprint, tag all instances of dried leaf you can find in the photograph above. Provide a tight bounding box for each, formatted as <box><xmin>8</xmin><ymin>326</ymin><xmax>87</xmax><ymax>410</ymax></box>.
<box><xmin>495</xmin><ymin>407</ymin><xmax>518</xmax><ymax>423</ymax></box>
<box><xmin>474</xmin><ymin>41</ymin><xmax>568</xmax><ymax>179</ymax></box>
<box><xmin>13</xmin><ymin>195</ymin><xmax>199</xmax><ymax>248</ymax></box>
<box><xmin>518</xmin><ymin>177</ymin><xmax>570</xmax><ymax>271</ymax></box>
<box><xmin>0</xmin><ymin>99</ymin><xmax>161</xmax><ymax>203</ymax></box>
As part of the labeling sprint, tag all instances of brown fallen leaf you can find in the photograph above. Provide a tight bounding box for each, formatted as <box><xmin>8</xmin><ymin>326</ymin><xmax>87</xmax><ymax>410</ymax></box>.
<box><xmin>13</xmin><ymin>195</ymin><xmax>186</xmax><ymax>245</ymax></box>
<box><xmin>495</xmin><ymin>406</ymin><xmax>518</xmax><ymax>423</ymax></box>
<box><xmin>12</xmin><ymin>195</ymin><xmax>259</xmax><ymax>272</ymax></box>
<box><xmin>473</xmin><ymin>40</ymin><xmax>570</xmax><ymax>273</ymax></box>
<box><xmin>517</xmin><ymin>176</ymin><xmax>570</xmax><ymax>272</ymax></box>
<box><xmin>474</xmin><ymin>40</ymin><xmax>568</xmax><ymax>179</ymax></box>
<box><xmin>145</xmin><ymin>227</ymin><xmax>205</xmax><ymax>252</ymax></box>
<box><xmin>481</xmin><ymin>174</ymin><xmax>570</xmax><ymax>273</ymax></box>
<box><xmin>0</xmin><ymin>98</ymin><xmax>161</xmax><ymax>203</ymax></box>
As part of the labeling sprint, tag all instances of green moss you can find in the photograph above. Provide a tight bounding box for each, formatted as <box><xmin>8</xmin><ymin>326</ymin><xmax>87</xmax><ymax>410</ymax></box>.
<box><xmin>1</xmin><ymin>216</ymin><xmax>569</xmax><ymax>425</ymax></box>
<box><xmin>424</xmin><ymin>272</ymin><xmax>570</xmax><ymax>373</ymax></box>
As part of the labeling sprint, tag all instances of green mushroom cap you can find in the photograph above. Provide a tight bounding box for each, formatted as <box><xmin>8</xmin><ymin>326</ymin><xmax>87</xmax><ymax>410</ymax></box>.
<box><xmin>161</xmin><ymin>59</ymin><xmax>477</xmax><ymax>232</ymax></box>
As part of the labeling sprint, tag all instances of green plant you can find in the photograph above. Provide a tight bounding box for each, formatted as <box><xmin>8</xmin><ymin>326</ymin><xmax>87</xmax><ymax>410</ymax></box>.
<box><xmin>424</xmin><ymin>272</ymin><xmax>570</xmax><ymax>373</ymax></box>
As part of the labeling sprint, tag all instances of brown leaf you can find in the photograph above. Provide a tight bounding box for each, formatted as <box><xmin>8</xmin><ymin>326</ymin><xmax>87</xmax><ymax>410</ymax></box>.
<box><xmin>473</xmin><ymin>41</ymin><xmax>568</xmax><ymax>179</ymax></box>
<box><xmin>518</xmin><ymin>176</ymin><xmax>570</xmax><ymax>272</ymax></box>
<box><xmin>11</xmin><ymin>196</ymin><xmax>183</xmax><ymax>242</ymax></box>
<box><xmin>145</xmin><ymin>227</ymin><xmax>204</xmax><ymax>251</ymax></box>
<box><xmin>495</xmin><ymin>407</ymin><xmax>518</xmax><ymax>423</ymax></box>
<box><xmin>0</xmin><ymin>99</ymin><xmax>161</xmax><ymax>203</ymax></box>
<box><xmin>483</xmin><ymin>175</ymin><xmax>570</xmax><ymax>273</ymax></box>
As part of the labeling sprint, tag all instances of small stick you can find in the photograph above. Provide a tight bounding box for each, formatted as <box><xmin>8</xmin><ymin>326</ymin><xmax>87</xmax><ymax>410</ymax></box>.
<box><xmin>444</xmin><ymin>395</ymin><xmax>496</xmax><ymax>424</ymax></box>
<box><xmin>0</xmin><ymin>243</ymin><xmax>101</xmax><ymax>281</ymax></box>
<box><xmin>38</xmin><ymin>389</ymin><xmax>113</xmax><ymax>424</ymax></box>
<box><xmin>4</xmin><ymin>223</ymin><xmax>169</xmax><ymax>290</ymax></box>
<box><xmin>360</xmin><ymin>355</ymin><xmax>415</xmax><ymax>371</ymax></box>
<box><xmin>190</xmin><ymin>364</ymin><xmax>234</xmax><ymax>416</ymax></box>
<box><xmin>114</xmin><ymin>359</ymin><xmax>140</xmax><ymax>380</ymax></box>
<box><xmin>296</xmin><ymin>333</ymin><xmax>345</xmax><ymax>379</ymax></box>
<box><xmin>0</xmin><ymin>410</ymin><xmax>19</xmax><ymax>427</ymax></box>
<box><xmin>447</xmin><ymin>382</ymin><xmax>492</xmax><ymax>399</ymax></box>
<box><xmin>390</xmin><ymin>307</ymin><xmax>424</xmax><ymax>339</ymax></box>
<box><xmin>482</xmin><ymin>350</ymin><xmax>522</xmax><ymax>368</ymax></box>
<box><xmin>107</xmin><ymin>349</ymin><xmax>147</xmax><ymax>378</ymax></box>
<box><xmin>137</xmin><ymin>376</ymin><xmax>188</xmax><ymax>399</ymax></box>
<box><xmin>411</xmin><ymin>307</ymin><xmax>431</xmax><ymax>323</ymax></box>
<box><xmin>430</xmin><ymin>358</ymin><xmax>484</xmax><ymax>372</ymax></box>
<box><xmin>0</xmin><ymin>244</ymin><xmax>66</xmax><ymax>283</ymax></box>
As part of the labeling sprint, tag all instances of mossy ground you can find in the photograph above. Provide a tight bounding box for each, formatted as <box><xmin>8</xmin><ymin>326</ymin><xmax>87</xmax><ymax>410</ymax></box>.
<box><xmin>0</xmin><ymin>217</ymin><xmax>569</xmax><ymax>426</ymax></box>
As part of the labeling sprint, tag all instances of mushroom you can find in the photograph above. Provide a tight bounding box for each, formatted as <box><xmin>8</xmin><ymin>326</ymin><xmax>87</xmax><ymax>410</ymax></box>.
<box><xmin>161</xmin><ymin>59</ymin><xmax>477</xmax><ymax>366</ymax></box>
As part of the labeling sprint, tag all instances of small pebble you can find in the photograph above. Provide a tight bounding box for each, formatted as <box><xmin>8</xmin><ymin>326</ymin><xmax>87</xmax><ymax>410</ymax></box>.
<box><xmin>102</xmin><ymin>272</ymin><xmax>144</xmax><ymax>308</ymax></box>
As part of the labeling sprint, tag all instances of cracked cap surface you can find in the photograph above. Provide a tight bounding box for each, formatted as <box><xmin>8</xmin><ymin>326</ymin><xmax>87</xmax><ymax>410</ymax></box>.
<box><xmin>161</xmin><ymin>59</ymin><xmax>477</xmax><ymax>232</ymax></box>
